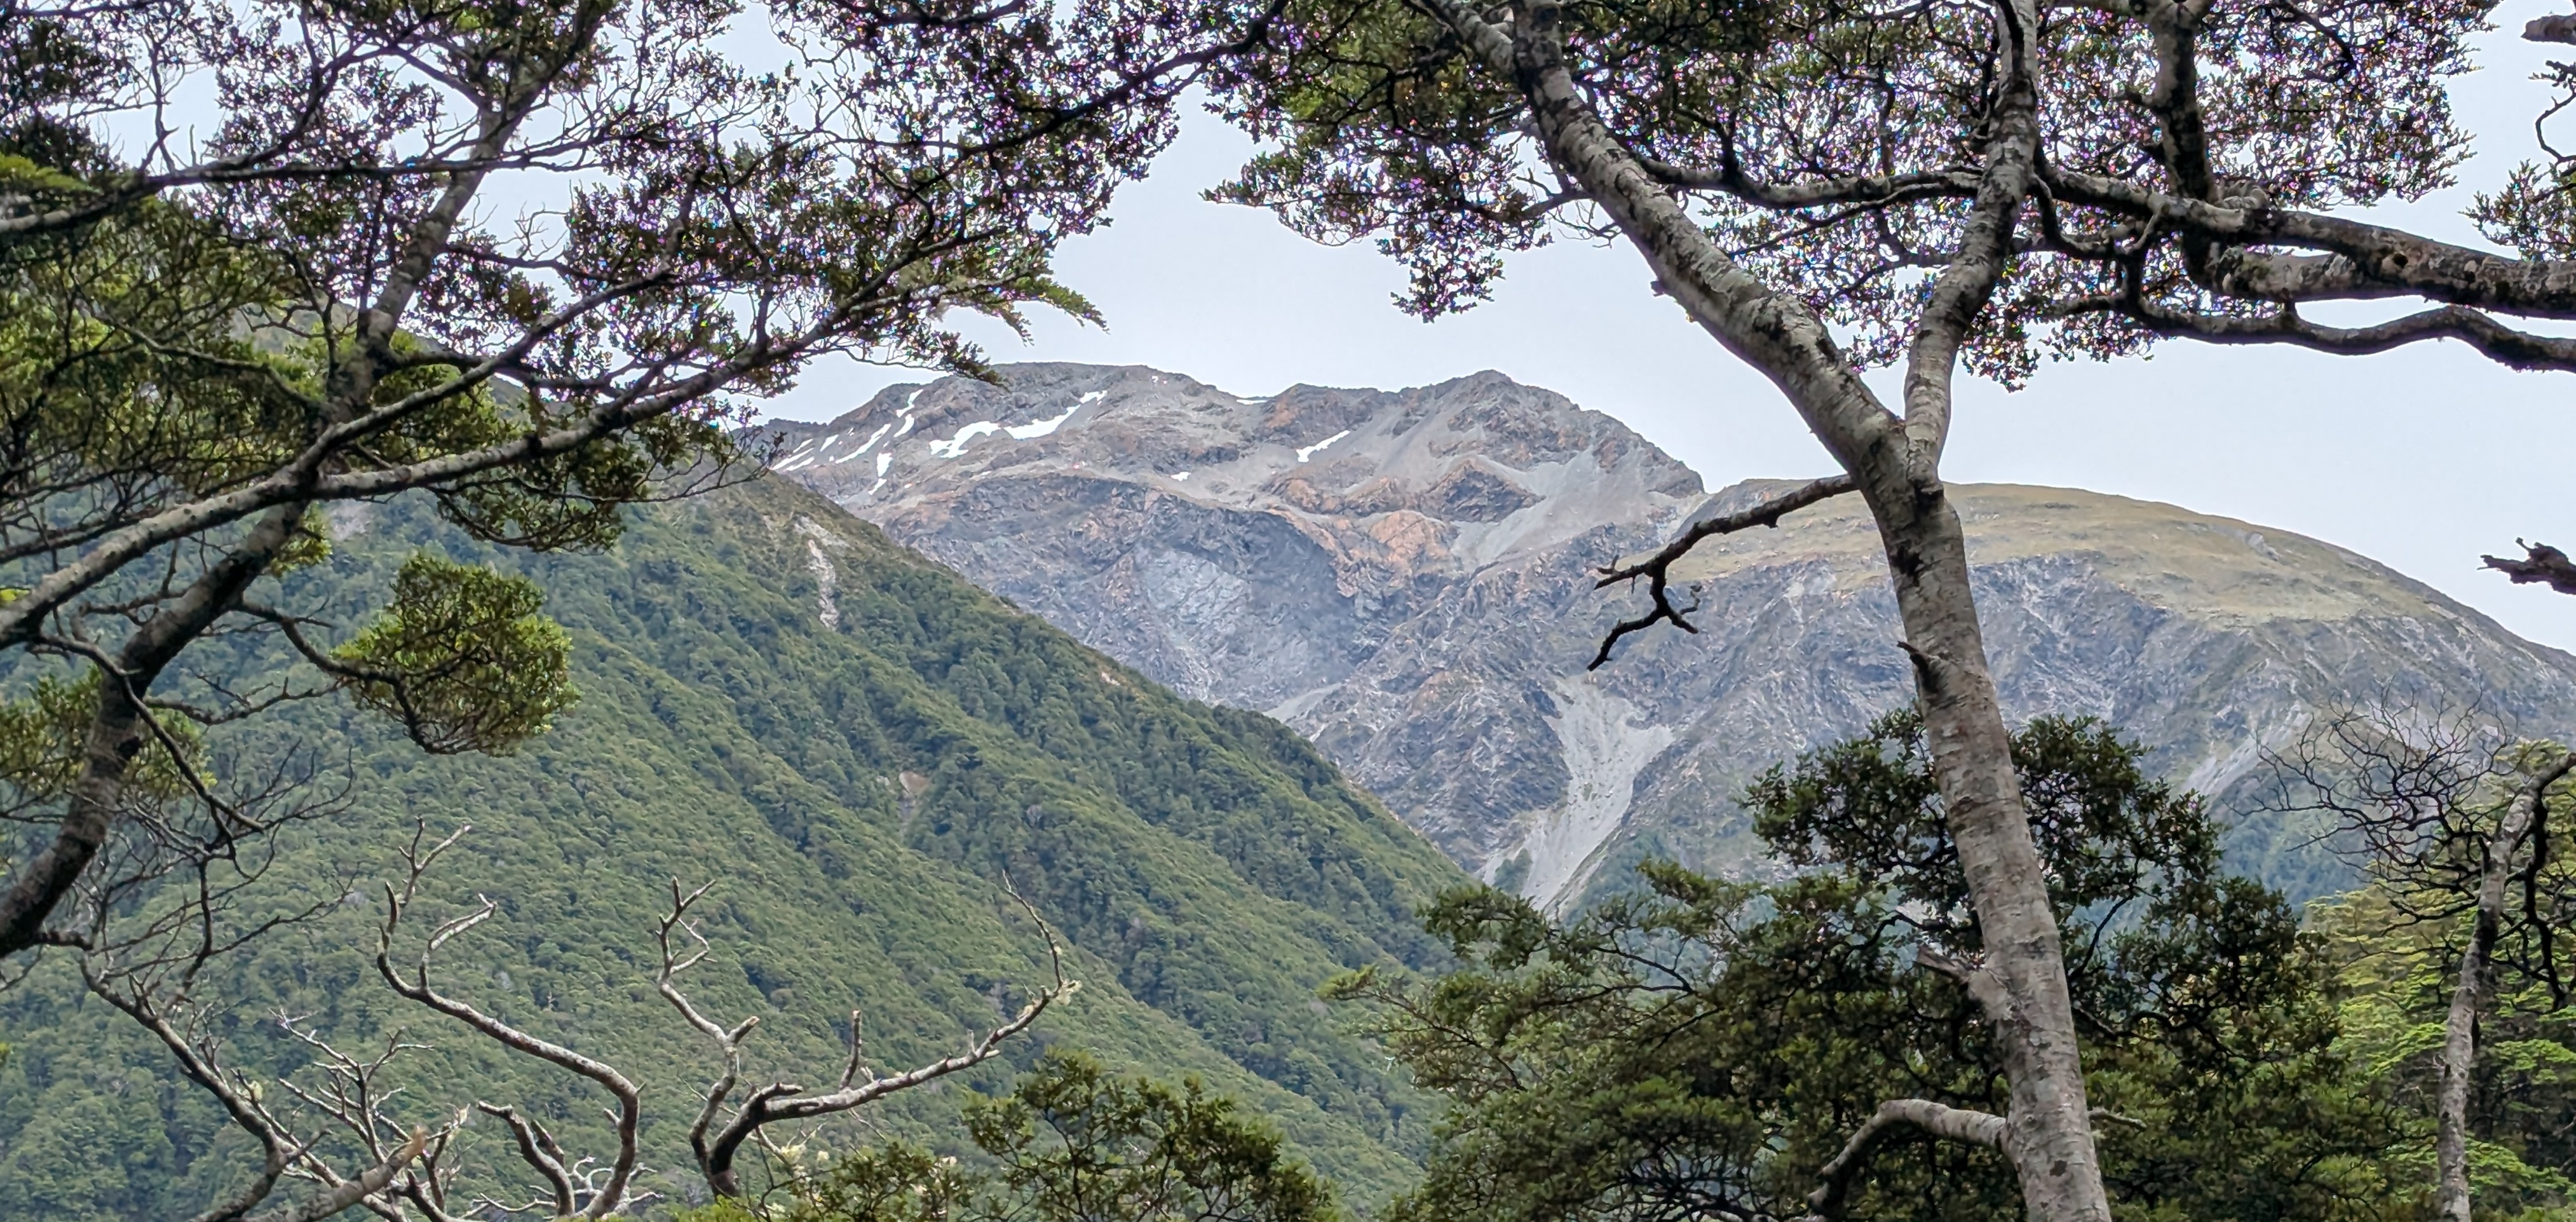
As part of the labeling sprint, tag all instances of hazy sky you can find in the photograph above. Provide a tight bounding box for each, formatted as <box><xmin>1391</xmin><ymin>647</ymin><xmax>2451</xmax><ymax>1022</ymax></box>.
<box><xmin>755</xmin><ymin>7</ymin><xmax>2576</xmax><ymax>655</ymax></box>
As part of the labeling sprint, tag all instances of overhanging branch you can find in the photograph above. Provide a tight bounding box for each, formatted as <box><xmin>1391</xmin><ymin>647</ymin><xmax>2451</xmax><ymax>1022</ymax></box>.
<box><xmin>1636</xmin><ymin>155</ymin><xmax>1982</xmax><ymax>212</ymax></box>
<box><xmin>2113</xmin><ymin>298</ymin><xmax>2576</xmax><ymax>372</ymax></box>
<box><xmin>2045</xmin><ymin>167</ymin><xmax>2576</xmax><ymax>323</ymax></box>
<box><xmin>2485</xmin><ymin>540</ymin><xmax>2576</xmax><ymax>595</ymax></box>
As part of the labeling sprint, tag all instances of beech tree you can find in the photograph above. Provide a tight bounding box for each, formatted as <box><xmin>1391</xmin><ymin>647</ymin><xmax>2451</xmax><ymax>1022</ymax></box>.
<box><xmin>2278</xmin><ymin>713</ymin><xmax>2576</xmax><ymax>1221</ymax></box>
<box><xmin>1332</xmin><ymin>714</ymin><xmax>2406</xmax><ymax>1222</ymax></box>
<box><xmin>1203</xmin><ymin>2</ymin><xmax>2576</xmax><ymax>1217</ymax></box>
<box><xmin>0</xmin><ymin>0</ymin><xmax>1237</xmax><ymax>962</ymax></box>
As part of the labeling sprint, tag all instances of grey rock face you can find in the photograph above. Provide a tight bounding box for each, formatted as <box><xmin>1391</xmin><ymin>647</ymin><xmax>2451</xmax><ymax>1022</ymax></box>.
<box><xmin>768</xmin><ymin>365</ymin><xmax>2576</xmax><ymax>907</ymax></box>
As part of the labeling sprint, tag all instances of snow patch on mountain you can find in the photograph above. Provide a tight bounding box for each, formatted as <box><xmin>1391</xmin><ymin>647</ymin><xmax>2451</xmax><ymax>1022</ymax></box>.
<box><xmin>1009</xmin><ymin>405</ymin><xmax>1079</xmax><ymax>440</ymax></box>
<box><xmin>1295</xmin><ymin>431</ymin><xmax>1350</xmax><ymax>463</ymax></box>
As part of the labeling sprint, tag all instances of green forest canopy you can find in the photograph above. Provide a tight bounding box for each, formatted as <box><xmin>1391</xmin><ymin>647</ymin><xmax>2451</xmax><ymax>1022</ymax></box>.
<box><xmin>0</xmin><ymin>475</ymin><xmax>1468</xmax><ymax>1218</ymax></box>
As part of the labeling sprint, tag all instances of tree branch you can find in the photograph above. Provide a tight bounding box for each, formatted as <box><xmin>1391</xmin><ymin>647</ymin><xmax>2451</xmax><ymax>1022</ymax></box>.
<box><xmin>691</xmin><ymin>887</ymin><xmax>1077</xmax><ymax>1198</ymax></box>
<box><xmin>2110</xmin><ymin>298</ymin><xmax>2576</xmax><ymax>371</ymax></box>
<box><xmin>1635</xmin><ymin>156</ymin><xmax>1982</xmax><ymax>212</ymax></box>
<box><xmin>0</xmin><ymin>502</ymin><xmax>308</xmax><ymax>959</ymax></box>
<box><xmin>2045</xmin><ymin>168</ymin><xmax>2576</xmax><ymax>322</ymax></box>
<box><xmin>2484</xmin><ymin>541</ymin><xmax>2576</xmax><ymax>596</ymax></box>
<box><xmin>241</xmin><ymin>1132</ymin><xmax>426</xmax><ymax>1222</ymax></box>
<box><xmin>1801</xmin><ymin>1098</ymin><xmax>2010</xmax><ymax>1220</ymax></box>
<box><xmin>1403</xmin><ymin>0</ymin><xmax>1900</xmax><ymax>480</ymax></box>
<box><xmin>473</xmin><ymin>1103</ymin><xmax>578</xmax><ymax>1218</ymax></box>
<box><xmin>373</xmin><ymin>824</ymin><xmax>644</xmax><ymax>1219</ymax></box>
<box><xmin>1899</xmin><ymin>0</ymin><xmax>2043</xmax><ymax>477</ymax></box>
<box><xmin>1589</xmin><ymin>475</ymin><xmax>1857</xmax><ymax>669</ymax></box>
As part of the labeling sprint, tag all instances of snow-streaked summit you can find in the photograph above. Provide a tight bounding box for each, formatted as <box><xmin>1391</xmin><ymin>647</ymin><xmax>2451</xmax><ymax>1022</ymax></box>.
<box><xmin>763</xmin><ymin>363</ymin><xmax>2576</xmax><ymax>913</ymax></box>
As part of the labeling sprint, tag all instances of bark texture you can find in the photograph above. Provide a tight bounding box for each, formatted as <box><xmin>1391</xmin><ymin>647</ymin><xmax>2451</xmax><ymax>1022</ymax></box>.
<box><xmin>1417</xmin><ymin>0</ymin><xmax>2110</xmax><ymax>1216</ymax></box>
<box><xmin>1869</xmin><ymin>485</ymin><xmax>2104</xmax><ymax>1222</ymax></box>
<box><xmin>2436</xmin><ymin>752</ymin><xmax>2576</xmax><ymax>1222</ymax></box>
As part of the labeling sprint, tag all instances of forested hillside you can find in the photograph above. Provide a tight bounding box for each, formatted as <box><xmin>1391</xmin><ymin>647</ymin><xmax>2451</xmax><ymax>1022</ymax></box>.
<box><xmin>0</xmin><ymin>476</ymin><xmax>1468</xmax><ymax>1218</ymax></box>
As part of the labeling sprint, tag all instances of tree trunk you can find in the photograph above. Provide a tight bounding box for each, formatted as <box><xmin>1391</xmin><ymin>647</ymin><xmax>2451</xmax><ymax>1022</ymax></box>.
<box><xmin>1417</xmin><ymin>1</ymin><xmax>2110</xmax><ymax>1214</ymax></box>
<box><xmin>0</xmin><ymin>503</ymin><xmax>305</xmax><ymax>958</ymax></box>
<box><xmin>1863</xmin><ymin>478</ymin><xmax>2107</xmax><ymax>1222</ymax></box>
<box><xmin>2436</xmin><ymin>751</ymin><xmax>2576</xmax><ymax>1222</ymax></box>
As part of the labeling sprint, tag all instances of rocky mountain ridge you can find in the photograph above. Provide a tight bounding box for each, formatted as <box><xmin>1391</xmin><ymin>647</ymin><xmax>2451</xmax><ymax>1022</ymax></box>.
<box><xmin>767</xmin><ymin>364</ymin><xmax>2576</xmax><ymax>906</ymax></box>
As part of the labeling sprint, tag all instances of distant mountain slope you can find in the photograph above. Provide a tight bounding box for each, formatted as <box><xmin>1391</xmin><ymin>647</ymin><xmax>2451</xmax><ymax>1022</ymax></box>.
<box><xmin>0</xmin><ymin>476</ymin><xmax>1466</xmax><ymax>1219</ymax></box>
<box><xmin>765</xmin><ymin>363</ymin><xmax>1699</xmax><ymax>713</ymax></box>
<box><xmin>767</xmin><ymin>364</ymin><xmax>2576</xmax><ymax>907</ymax></box>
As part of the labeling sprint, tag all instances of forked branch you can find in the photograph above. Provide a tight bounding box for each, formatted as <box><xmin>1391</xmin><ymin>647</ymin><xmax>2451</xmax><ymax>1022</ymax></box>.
<box><xmin>1590</xmin><ymin>475</ymin><xmax>1858</xmax><ymax>669</ymax></box>
<box><xmin>373</xmin><ymin>823</ymin><xmax>645</xmax><ymax>1219</ymax></box>
<box><xmin>668</xmin><ymin>879</ymin><xmax>1080</xmax><ymax>1198</ymax></box>
<box><xmin>377</xmin><ymin>825</ymin><xmax>1080</xmax><ymax>1209</ymax></box>
<box><xmin>68</xmin><ymin>812</ymin><xmax>440</xmax><ymax>1222</ymax></box>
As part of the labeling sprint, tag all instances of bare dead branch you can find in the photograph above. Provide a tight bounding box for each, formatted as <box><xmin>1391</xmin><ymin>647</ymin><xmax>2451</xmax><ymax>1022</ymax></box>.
<box><xmin>86</xmin><ymin>942</ymin><xmax>436</xmax><ymax>1222</ymax></box>
<box><xmin>1590</xmin><ymin>475</ymin><xmax>1859</xmax><ymax>669</ymax></box>
<box><xmin>368</xmin><ymin>834</ymin><xmax>1079</xmax><ymax>1207</ymax></box>
<box><xmin>2484</xmin><ymin>540</ymin><xmax>2576</xmax><ymax>596</ymax></box>
<box><xmin>374</xmin><ymin>823</ymin><xmax>644</xmax><ymax>1219</ymax></box>
<box><xmin>241</xmin><ymin>1132</ymin><xmax>428</xmax><ymax>1222</ymax></box>
<box><xmin>687</xmin><ymin>883</ymin><xmax>1078</xmax><ymax>1198</ymax></box>
<box><xmin>475</xmin><ymin>1103</ymin><xmax>579</xmax><ymax>1218</ymax></box>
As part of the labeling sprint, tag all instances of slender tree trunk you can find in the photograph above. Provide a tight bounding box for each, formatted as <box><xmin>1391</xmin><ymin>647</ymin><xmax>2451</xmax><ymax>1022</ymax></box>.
<box><xmin>1862</xmin><ymin>477</ymin><xmax>2106</xmax><ymax>1222</ymax></box>
<box><xmin>2436</xmin><ymin>751</ymin><xmax>2576</xmax><ymax>1222</ymax></box>
<box><xmin>1418</xmin><ymin>0</ymin><xmax>2108</xmax><ymax>1212</ymax></box>
<box><xmin>0</xmin><ymin>71</ymin><xmax>507</xmax><ymax>960</ymax></box>
<box><xmin>0</xmin><ymin>503</ymin><xmax>306</xmax><ymax>957</ymax></box>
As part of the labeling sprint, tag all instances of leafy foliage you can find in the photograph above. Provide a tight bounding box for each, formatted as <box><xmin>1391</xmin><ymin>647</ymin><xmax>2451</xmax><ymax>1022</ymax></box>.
<box><xmin>2319</xmin><ymin>888</ymin><xmax>2576</xmax><ymax>1218</ymax></box>
<box><xmin>0</xmin><ymin>0</ymin><xmax>1263</xmax><ymax>964</ymax></box>
<box><xmin>1206</xmin><ymin>0</ymin><xmax>2503</xmax><ymax>374</ymax></box>
<box><xmin>1335</xmin><ymin>713</ymin><xmax>2411</xmax><ymax>1222</ymax></box>
<box><xmin>0</xmin><ymin>672</ymin><xmax>196</xmax><ymax>803</ymax></box>
<box><xmin>335</xmin><ymin>553</ymin><xmax>578</xmax><ymax>755</ymax></box>
<box><xmin>0</xmin><ymin>477</ymin><xmax>1466</xmax><ymax>1218</ymax></box>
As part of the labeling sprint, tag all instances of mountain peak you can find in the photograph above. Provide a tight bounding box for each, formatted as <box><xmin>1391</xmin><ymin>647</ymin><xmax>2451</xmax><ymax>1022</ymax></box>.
<box><xmin>765</xmin><ymin>363</ymin><xmax>1704</xmax><ymax>584</ymax></box>
<box><xmin>767</xmin><ymin>365</ymin><xmax>2576</xmax><ymax>911</ymax></box>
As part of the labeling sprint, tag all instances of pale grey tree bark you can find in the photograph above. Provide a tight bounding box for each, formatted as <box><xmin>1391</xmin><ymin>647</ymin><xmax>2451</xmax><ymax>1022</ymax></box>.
<box><xmin>1800</xmin><ymin>1099</ymin><xmax>2010</xmax><ymax>1221</ymax></box>
<box><xmin>2436</xmin><ymin>752</ymin><xmax>2576</xmax><ymax>1222</ymax></box>
<box><xmin>1417</xmin><ymin>1</ymin><xmax>2108</xmax><ymax>1218</ymax></box>
<box><xmin>77</xmin><ymin>821</ymin><xmax>1076</xmax><ymax>1222</ymax></box>
<box><xmin>369</xmin><ymin>827</ymin><xmax>1076</xmax><ymax>1216</ymax></box>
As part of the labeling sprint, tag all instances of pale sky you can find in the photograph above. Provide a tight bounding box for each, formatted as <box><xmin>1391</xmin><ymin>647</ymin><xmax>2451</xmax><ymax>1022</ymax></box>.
<box><xmin>754</xmin><ymin>7</ymin><xmax>2576</xmax><ymax>656</ymax></box>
